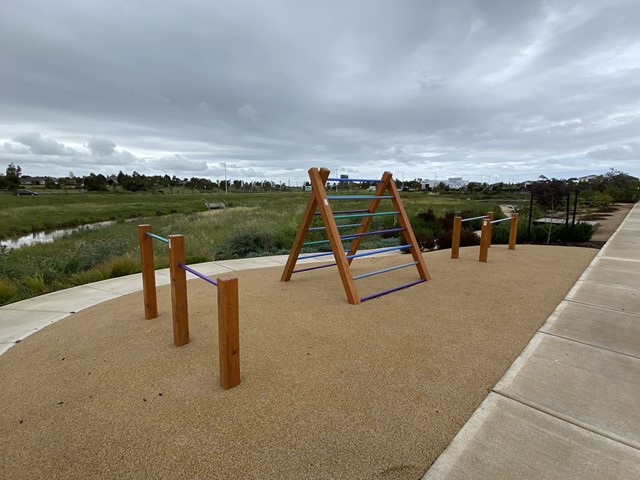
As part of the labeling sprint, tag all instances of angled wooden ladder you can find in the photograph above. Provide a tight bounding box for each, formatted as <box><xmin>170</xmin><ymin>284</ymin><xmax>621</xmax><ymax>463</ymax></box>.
<box><xmin>281</xmin><ymin>167</ymin><xmax>430</xmax><ymax>304</ymax></box>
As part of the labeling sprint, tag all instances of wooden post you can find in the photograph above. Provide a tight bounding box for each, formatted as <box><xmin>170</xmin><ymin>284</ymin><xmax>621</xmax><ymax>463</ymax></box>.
<box><xmin>487</xmin><ymin>211</ymin><xmax>494</xmax><ymax>247</ymax></box>
<box><xmin>386</xmin><ymin>174</ymin><xmax>431</xmax><ymax>281</ymax></box>
<box><xmin>169</xmin><ymin>235</ymin><xmax>189</xmax><ymax>347</ymax></box>
<box><xmin>217</xmin><ymin>275</ymin><xmax>240</xmax><ymax>389</ymax></box>
<box><xmin>309</xmin><ymin>168</ymin><xmax>361</xmax><ymax>304</ymax></box>
<box><xmin>509</xmin><ymin>213</ymin><xmax>519</xmax><ymax>250</ymax></box>
<box><xmin>281</xmin><ymin>167</ymin><xmax>330</xmax><ymax>281</ymax></box>
<box><xmin>479</xmin><ymin>219</ymin><xmax>490</xmax><ymax>262</ymax></box>
<box><xmin>138</xmin><ymin>224</ymin><xmax>158</xmax><ymax>319</ymax></box>
<box><xmin>451</xmin><ymin>216</ymin><xmax>462</xmax><ymax>259</ymax></box>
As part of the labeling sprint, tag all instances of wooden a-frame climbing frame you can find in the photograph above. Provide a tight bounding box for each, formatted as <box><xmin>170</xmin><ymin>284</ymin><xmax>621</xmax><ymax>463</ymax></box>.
<box><xmin>281</xmin><ymin>167</ymin><xmax>430</xmax><ymax>304</ymax></box>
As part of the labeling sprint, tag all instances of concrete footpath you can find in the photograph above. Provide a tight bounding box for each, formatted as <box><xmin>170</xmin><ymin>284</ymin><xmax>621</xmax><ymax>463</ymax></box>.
<box><xmin>424</xmin><ymin>202</ymin><xmax>640</xmax><ymax>479</ymax></box>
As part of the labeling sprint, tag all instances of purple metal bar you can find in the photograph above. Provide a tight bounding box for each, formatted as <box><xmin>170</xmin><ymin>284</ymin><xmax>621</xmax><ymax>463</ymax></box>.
<box><xmin>292</xmin><ymin>262</ymin><xmax>337</xmax><ymax>274</ymax></box>
<box><xmin>178</xmin><ymin>262</ymin><xmax>218</xmax><ymax>286</ymax></box>
<box><xmin>346</xmin><ymin>244</ymin><xmax>411</xmax><ymax>260</ymax></box>
<box><xmin>360</xmin><ymin>278</ymin><xmax>426</xmax><ymax>302</ymax></box>
<box><xmin>490</xmin><ymin>217</ymin><xmax>512</xmax><ymax>224</ymax></box>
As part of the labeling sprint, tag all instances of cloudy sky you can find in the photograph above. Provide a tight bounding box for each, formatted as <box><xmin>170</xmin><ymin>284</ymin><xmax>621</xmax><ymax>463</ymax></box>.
<box><xmin>1</xmin><ymin>0</ymin><xmax>639</xmax><ymax>184</ymax></box>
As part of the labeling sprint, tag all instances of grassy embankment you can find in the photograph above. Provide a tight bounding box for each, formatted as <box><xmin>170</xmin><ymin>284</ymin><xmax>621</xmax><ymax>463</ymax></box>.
<box><xmin>0</xmin><ymin>190</ymin><xmax>515</xmax><ymax>305</ymax></box>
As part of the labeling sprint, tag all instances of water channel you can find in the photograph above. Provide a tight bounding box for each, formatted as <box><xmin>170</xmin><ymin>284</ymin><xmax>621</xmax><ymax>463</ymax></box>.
<box><xmin>1</xmin><ymin>221</ymin><xmax>117</xmax><ymax>250</ymax></box>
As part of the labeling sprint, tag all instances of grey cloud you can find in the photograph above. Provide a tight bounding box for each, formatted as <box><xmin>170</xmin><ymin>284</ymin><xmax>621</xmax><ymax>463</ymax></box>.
<box><xmin>587</xmin><ymin>143</ymin><xmax>640</xmax><ymax>161</ymax></box>
<box><xmin>0</xmin><ymin>0</ymin><xmax>639</xmax><ymax>181</ymax></box>
<box><xmin>13</xmin><ymin>132</ymin><xmax>76</xmax><ymax>156</ymax></box>
<box><xmin>86</xmin><ymin>137</ymin><xmax>116</xmax><ymax>156</ymax></box>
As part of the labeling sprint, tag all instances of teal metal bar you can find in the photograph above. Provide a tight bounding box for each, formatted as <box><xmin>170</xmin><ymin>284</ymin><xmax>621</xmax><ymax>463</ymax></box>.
<box><xmin>352</xmin><ymin>261</ymin><xmax>419</xmax><ymax>280</ymax></box>
<box><xmin>333</xmin><ymin>211</ymin><xmax>399</xmax><ymax>220</ymax></box>
<box><xmin>145</xmin><ymin>232</ymin><xmax>169</xmax><ymax>244</ymax></box>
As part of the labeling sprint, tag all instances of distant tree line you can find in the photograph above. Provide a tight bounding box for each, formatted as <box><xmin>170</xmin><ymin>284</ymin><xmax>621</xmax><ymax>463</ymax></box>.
<box><xmin>1</xmin><ymin>163</ymin><xmax>638</xmax><ymax>201</ymax></box>
<box><xmin>0</xmin><ymin>164</ymin><xmax>296</xmax><ymax>193</ymax></box>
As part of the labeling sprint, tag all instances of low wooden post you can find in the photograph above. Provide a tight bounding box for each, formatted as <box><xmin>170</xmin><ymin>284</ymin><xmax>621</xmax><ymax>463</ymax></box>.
<box><xmin>169</xmin><ymin>235</ymin><xmax>189</xmax><ymax>347</ymax></box>
<box><xmin>479</xmin><ymin>219</ymin><xmax>490</xmax><ymax>262</ymax></box>
<box><xmin>217</xmin><ymin>275</ymin><xmax>240</xmax><ymax>389</ymax></box>
<box><xmin>138</xmin><ymin>225</ymin><xmax>158</xmax><ymax>319</ymax></box>
<box><xmin>487</xmin><ymin>211</ymin><xmax>494</xmax><ymax>247</ymax></box>
<box><xmin>509</xmin><ymin>213</ymin><xmax>519</xmax><ymax>250</ymax></box>
<box><xmin>451</xmin><ymin>216</ymin><xmax>462</xmax><ymax>259</ymax></box>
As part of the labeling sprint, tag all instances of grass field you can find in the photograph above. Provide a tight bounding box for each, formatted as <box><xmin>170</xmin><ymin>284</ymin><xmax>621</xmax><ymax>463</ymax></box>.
<box><xmin>0</xmin><ymin>189</ymin><xmax>517</xmax><ymax>305</ymax></box>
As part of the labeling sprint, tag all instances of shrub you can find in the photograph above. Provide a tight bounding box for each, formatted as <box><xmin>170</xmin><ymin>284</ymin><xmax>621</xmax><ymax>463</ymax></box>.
<box><xmin>108</xmin><ymin>255</ymin><xmax>139</xmax><ymax>277</ymax></box>
<box><xmin>0</xmin><ymin>277</ymin><xmax>20</xmax><ymax>305</ymax></box>
<box><xmin>213</xmin><ymin>227</ymin><xmax>282</xmax><ymax>259</ymax></box>
<box><xmin>437</xmin><ymin>227</ymin><xmax>480</xmax><ymax>249</ymax></box>
<box><xmin>20</xmin><ymin>273</ymin><xmax>47</xmax><ymax>296</ymax></box>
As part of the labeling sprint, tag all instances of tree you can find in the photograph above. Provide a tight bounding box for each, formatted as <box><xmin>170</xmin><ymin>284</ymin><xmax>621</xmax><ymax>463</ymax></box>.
<box><xmin>5</xmin><ymin>163</ymin><xmax>22</xmax><ymax>191</ymax></box>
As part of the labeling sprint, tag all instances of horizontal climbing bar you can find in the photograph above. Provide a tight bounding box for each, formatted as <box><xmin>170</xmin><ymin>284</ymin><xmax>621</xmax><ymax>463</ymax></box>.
<box><xmin>178</xmin><ymin>262</ymin><xmax>218</xmax><ymax>287</ymax></box>
<box><xmin>346</xmin><ymin>244</ymin><xmax>411</xmax><ymax>260</ymax></box>
<box><xmin>341</xmin><ymin>227</ymin><xmax>405</xmax><ymax>240</ymax></box>
<box><xmin>326</xmin><ymin>195</ymin><xmax>394</xmax><ymax>200</ymax></box>
<box><xmin>334</xmin><ymin>211</ymin><xmax>399</xmax><ymax>220</ymax></box>
<box><xmin>145</xmin><ymin>232</ymin><xmax>169</xmax><ymax>244</ymax></box>
<box><xmin>298</xmin><ymin>250</ymin><xmax>350</xmax><ymax>260</ymax></box>
<box><xmin>309</xmin><ymin>223</ymin><xmax>362</xmax><ymax>231</ymax></box>
<box><xmin>314</xmin><ymin>209</ymin><xmax>368</xmax><ymax>216</ymax></box>
<box><xmin>360</xmin><ymin>279</ymin><xmax>426</xmax><ymax>302</ymax></box>
<box><xmin>302</xmin><ymin>227</ymin><xmax>405</xmax><ymax>246</ymax></box>
<box><xmin>490</xmin><ymin>217</ymin><xmax>513</xmax><ymax>224</ymax></box>
<box><xmin>292</xmin><ymin>262</ymin><xmax>337</xmax><ymax>274</ymax></box>
<box><xmin>326</xmin><ymin>178</ymin><xmax>382</xmax><ymax>182</ymax></box>
<box><xmin>352</xmin><ymin>261</ymin><xmax>419</xmax><ymax>280</ymax></box>
<box><xmin>460</xmin><ymin>215</ymin><xmax>488</xmax><ymax>223</ymax></box>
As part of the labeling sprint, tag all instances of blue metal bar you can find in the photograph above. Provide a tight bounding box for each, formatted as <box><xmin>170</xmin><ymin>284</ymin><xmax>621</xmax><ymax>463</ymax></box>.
<box><xmin>352</xmin><ymin>261</ymin><xmax>418</xmax><ymax>280</ymax></box>
<box><xmin>460</xmin><ymin>215</ymin><xmax>488</xmax><ymax>223</ymax></box>
<box><xmin>346</xmin><ymin>244</ymin><xmax>411</xmax><ymax>260</ymax></box>
<box><xmin>178</xmin><ymin>262</ymin><xmax>218</xmax><ymax>286</ymax></box>
<box><xmin>334</xmin><ymin>211</ymin><xmax>399</xmax><ymax>220</ymax></box>
<box><xmin>490</xmin><ymin>217</ymin><xmax>513</xmax><ymax>224</ymax></box>
<box><xmin>314</xmin><ymin>209</ymin><xmax>368</xmax><ymax>216</ymax></box>
<box><xmin>360</xmin><ymin>279</ymin><xmax>426</xmax><ymax>302</ymax></box>
<box><xmin>326</xmin><ymin>178</ymin><xmax>382</xmax><ymax>182</ymax></box>
<box><xmin>302</xmin><ymin>227</ymin><xmax>405</xmax><ymax>246</ymax></box>
<box><xmin>145</xmin><ymin>232</ymin><xmax>169</xmax><ymax>244</ymax></box>
<box><xmin>309</xmin><ymin>223</ymin><xmax>362</xmax><ymax>231</ymax></box>
<box><xmin>292</xmin><ymin>263</ymin><xmax>337</xmax><ymax>274</ymax></box>
<box><xmin>326</xmin><ymin>195</ymin><xmax>394</xmax><ymax>200</ymax></box>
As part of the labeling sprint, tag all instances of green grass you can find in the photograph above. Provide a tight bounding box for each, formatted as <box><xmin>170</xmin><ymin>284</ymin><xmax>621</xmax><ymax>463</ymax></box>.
<box><xmin>0</xmin><ymin>189</ymin><xmax>511</xmax><ymax>305</ymax></box>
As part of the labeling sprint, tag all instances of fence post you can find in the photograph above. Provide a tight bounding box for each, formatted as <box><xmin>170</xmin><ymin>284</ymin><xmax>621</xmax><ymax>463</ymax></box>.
<box><xmin>217</xmin><ymin>275</ymin><xmax>240</xmax><ymax>389</ymax></box>
<box><xmin>509</xmin><ymin>213</ymin><xmax>519</xmax><ymax>250</ymax></box>
<box><xmin>479</xmin><ymin>219</ymin><xmax>490</xmax><ymax>262</ymax></box>
<box><xmin>487</xmin><ymin>211</ymin><xmax>494</xmax><ymax>247</ymax></box>
<box><xmin>138</xmin><ymin>225</ymin><xmax>158</xmax><ymax>319</ymax></box>
<box><xmin>169</xmin><ymin>235</ymin><xmax>189</xmax><ymax>347</ymax></box>
<box><xmin>451</xmin><ymin>216</ymin><xmax>462</xmax><ymax>259</ymax></box>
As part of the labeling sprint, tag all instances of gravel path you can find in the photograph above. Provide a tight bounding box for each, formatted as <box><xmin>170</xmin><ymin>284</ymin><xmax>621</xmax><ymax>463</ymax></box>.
<box><xmin>0</xmin><ymin>245</ymin><xmax>597</xmax><ymax>479</ymax></box>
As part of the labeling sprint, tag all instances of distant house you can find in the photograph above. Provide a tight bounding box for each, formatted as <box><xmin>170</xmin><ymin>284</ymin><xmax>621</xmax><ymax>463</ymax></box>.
<box><xmin>578</xmin><ymin>175</ymin><xmax>599</xmax><ymax>182</ymax></box>
<box><xmin>20</xmin><ymin>176</ymin><xmax>49</xmax><ymax>186</ymax></box>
